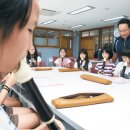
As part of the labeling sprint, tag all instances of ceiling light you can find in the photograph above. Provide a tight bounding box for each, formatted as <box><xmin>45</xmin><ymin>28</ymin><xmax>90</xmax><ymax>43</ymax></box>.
<box><xmin>102</xmin><ymin>15</ymin><xmax>127</xmax><ymax>22</ymax></box>
<box><xmin>70</xmin><ymin>24</ymin><xmax>84</xmax><ymax>28</ymax></box>
<box><xmin>68</xmin><ymin>6</ymin><xmax>95</xmax><ymax>15</ymax></box>
<box><xmin>41</xmin><ymin>20</ymin><xmax>56</xmax><ymax>25</ymax></box>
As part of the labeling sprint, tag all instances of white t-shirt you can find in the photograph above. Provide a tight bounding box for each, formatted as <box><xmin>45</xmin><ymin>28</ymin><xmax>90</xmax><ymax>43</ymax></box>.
<box><xmin>0</xmin><ymin>107</ymin><xmax>17</xmax><ymax>130</ymax></box>
<box><xmin>113</xmin><ymin>61</ymin><xmax>130</xmax><ymax>79</ymax></box>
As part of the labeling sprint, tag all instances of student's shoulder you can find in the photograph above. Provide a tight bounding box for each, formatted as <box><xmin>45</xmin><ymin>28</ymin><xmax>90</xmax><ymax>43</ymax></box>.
<box><xmin>116</xmin><ymin>61</ymin><xmax>124</xmax><ymax>67</ymax></box>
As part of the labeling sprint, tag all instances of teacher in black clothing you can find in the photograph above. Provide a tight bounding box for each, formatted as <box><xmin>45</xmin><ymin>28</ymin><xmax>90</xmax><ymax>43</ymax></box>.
<box><xmin>113</xmin><ymin>18</ymin><xmax>130</xmax><ymax>62</ymax></box>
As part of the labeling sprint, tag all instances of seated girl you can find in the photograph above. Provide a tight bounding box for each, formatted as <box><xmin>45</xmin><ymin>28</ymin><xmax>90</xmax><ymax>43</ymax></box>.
<box><xmin>74</xmin><ymin>48</ymin><xmax>92</xmax><ymax>72</ymax></box>
<box><xmin>26</xmin><ymin>45</ymin><xmax>41</xmax><ymax>67</ymax></box>
<box><xmin>95</xmin><ymin>45</ymin><xmax>116</xmax><ymax>77</ymax></box>
<box><xmin>113</xmin><ymin>47</ymin><xmax>130</xmax><ymax>79</ymax></box>
<box><xmin>54</xmin><ymin>48</ymin><xmax>71</xmax><ymax>68</ymax></box>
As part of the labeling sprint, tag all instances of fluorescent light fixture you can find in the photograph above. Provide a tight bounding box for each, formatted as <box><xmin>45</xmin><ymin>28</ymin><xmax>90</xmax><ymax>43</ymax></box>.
<box><xmin>68</xmin><ymin>6</ymin><xmax>95</xmax><ymax>15</ymax></box>
<box><xmin>102</xmin><ymin>15</ymin><xmax>127</xmax><ymax>22</ymax></box>
<box><xmin>70</xmin><ymin>24</ymin><xmax>84</xmax><ymax>28</ymax></box>
<box><xmin>41</xmin><ymin>20</ymin><xmax>56</xmax><ymax>25</ymax></box>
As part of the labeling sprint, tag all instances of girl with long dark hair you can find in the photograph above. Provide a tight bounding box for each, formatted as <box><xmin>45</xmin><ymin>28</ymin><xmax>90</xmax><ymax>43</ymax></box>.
<box><xmin>74</xmin><ymin>48</ymin><xmax>92</xmax><ymax>71</ymax></box>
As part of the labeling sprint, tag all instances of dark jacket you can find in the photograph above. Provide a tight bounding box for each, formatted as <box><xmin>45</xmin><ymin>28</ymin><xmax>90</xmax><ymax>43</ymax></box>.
<box><xmin>113</xmin><ymin>36</ymin><xmax>130</xmax><ymax>61</ymax></box>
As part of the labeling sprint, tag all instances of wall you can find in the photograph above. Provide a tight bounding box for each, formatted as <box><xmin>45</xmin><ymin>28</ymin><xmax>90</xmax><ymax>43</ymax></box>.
<box><xmin>37</xmin><ymin>48</ymin><xmax>59</xmax><ymax>66</ymax></box>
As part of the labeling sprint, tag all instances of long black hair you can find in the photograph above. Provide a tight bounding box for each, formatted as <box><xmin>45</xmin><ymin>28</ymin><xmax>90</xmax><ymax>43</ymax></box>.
<box><xmin>0</xmin><ymin>0</ymin><xmax>32</xmax><ymax>42</ymax></box>
<box><xmin>77</xmin><ymin>48</ymin><xmax>89</xmax><ymax>70</ymax></box>
<box><xmin>26</xmin><ymin>45</ymin><xmax>38</xmax><ymax>63</ymax></box>
<box><xmin>59</xmin><ymin>47</ymin><xmax>67</xmax><ymax>56</ymax></box>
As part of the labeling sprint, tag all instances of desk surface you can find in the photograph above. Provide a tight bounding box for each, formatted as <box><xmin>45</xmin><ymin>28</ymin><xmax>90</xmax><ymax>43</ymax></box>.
<box><xmin>33</xmin><ymin>68</ymin><xmax>130</xmax><ymax>130</ymax></box>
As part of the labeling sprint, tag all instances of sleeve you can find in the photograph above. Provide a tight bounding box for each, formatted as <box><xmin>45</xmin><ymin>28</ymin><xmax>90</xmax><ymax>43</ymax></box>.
<box><xmin>88</xmin><ymin>61</ymin><xmax>92</xmax><ymax>69</ymax></box>
<box><xmin>95</xmin><ymin>63</ymin><xmax>99</xmax><ymax>71</ymax></box>
<box><xmin>0</xmin><ymin>107</ymin><xmax>17</xmax><ymax>130</ymax></box>
<box><xmin>74</xmin><ymin>62</ymin><xmax>78</xmax><ymax>68</ymax></box>
<box><xmin>37</xmin><ymin>56</ymin><xmax>42</xmax><ymax>62</ymax></box>
<box><xmin>54</xmin><ymin>58</ymin><xmax>59</xmax><ymax>65</ymax></box>
<box><xmin>112</xmin><ymin>64</ymin><xmax>116</xmax><ymax>72</ymax></box>
<box><xmin>113</xmin><ymin>37</ymin><xmax>119</xmax><ymax>53</ymax></box>
<box><xmin>113</xmin><ymin>62</ymin><xmax>123</xmax><ymax>76</ymax></box>
<box><xmin>67</xmin><ymin>58</ymin><xmax>71</xmax><ymax>64</ymax></box>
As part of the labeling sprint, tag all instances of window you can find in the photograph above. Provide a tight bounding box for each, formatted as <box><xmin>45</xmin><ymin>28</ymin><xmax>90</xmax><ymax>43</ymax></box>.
<box><xmin>33</xmin><ymin>28</ymin><xmax>60</xmax><ymax>47</ymax></box>
<box><xmin>47</xmin><ymin>30</ymin><xmax>59</xmax><ymax>47</ymax></box>
<box><xmin>101</xmin><ymin>28</ymin><xmax>114</xmax><ymax>47</ymax></box>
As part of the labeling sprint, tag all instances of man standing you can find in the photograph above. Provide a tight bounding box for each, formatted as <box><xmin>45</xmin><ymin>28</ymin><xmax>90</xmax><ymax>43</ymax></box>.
<box><xmin>113</xmin><ymin>18</ymin><xmax>130</xmax><ymax>62</ymax></box>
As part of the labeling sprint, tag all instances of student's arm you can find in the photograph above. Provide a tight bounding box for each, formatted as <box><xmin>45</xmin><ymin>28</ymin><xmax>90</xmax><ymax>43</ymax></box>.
<box><xmin>83</xmin><ymin>61</ymin><xmax>92</xmax><ymax>72</ymax></box>
<box><xmin>88</xmin><ymin>62</ymin><xmax>92</xmax><ymax>72</ymax></box>
<box><xmin>63</xmin><ymin>58</ymin><xmax>71</xmax><ymax>68</ymax></box>
<box><xmin>74</xmin><ymin>62</ymin><xmax>78</xmax><ymax>68</ymax></box>
<box><xmin>112</xmin><ymin>53</ymin><xmax>118</xmax><ymax>63</ymax></box>
<box><xmin>54</xmin><ymin>58</ymin><xmax>60</xmax><ymax>66</ymax></box>
<box><xmin>63</xmin><ymin>62</ymin><xmax>70</xmax><ymax>68</ymax></box>
<box><xmin>112</xmin><ymin>62</ymin><xmax>122</xmax><ymax>77</ymax></box>
<box><xmin>0</xmin><ymin>73</ymin><xmax>16</xmax><ymax>105</ymax></box>
<box><xmin>95</xmin><ymin>63</ymin><xmax>100</xmax><ymax>73</ymax></box>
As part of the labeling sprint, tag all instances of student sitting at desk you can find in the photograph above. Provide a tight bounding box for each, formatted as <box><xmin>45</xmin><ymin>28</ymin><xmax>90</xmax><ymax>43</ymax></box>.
<box><xmin>74</xmin><ymin>48</ymin><xmax>92</xmax><ymax>71</ymax></box>
<box><xmin>26</xmin><ymin>45</ymin><xmax>41</xmax><ymax>67</ymax></box>
<box><xmin>0</xmin><ymin>0</ymin><xmax>65</xmax><ymax>129</ymax></box>
<box><xmin>95</xmin><ymin>45</ymin><xmax>116</xmax><ymax>76</ymax></box>
<box><xmin>54</xmin><ymin>47</ymin><xmax>71</xmax><ymax>68</ymax></box>
<box><xmin>113</xmin><ymin>46</ymin><xmax>130</xmax><ymax>79</ymax></box>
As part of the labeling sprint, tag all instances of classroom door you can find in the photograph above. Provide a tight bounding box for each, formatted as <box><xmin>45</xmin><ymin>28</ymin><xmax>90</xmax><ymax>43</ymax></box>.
<box><xmin>80</xmin><ymin>36</ymin><xmax>95</xmax><ymax>59</ymax></box>
<box><xmin>61</xmin><ymin>36</ymin><xmax>73</xmax><ymax>57</ymax></box>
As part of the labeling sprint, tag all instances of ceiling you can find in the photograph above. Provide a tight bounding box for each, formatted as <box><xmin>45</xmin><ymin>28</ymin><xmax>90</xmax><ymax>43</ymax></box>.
<box><xmin>37</xmin><ymin>0</ymin><xmax>130</xmax><ymax>31</ymax></box>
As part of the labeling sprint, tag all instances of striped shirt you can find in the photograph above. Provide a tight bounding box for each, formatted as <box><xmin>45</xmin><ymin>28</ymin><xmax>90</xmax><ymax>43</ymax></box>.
<box><xmin>95</xmin><ymin>61</ymin><xmax>116</xmax><ymax>76</ymax></box>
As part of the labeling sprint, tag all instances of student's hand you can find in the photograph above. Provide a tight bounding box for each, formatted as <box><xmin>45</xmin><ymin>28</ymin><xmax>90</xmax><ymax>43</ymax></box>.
<box><xmin>3</xmin><ymin>73</ymin><xmax>16</xmax><ymax>88</ymax></box>
<box><xmin>34</xmin><ymin>119</ymin><xmax>65</xmax><ymax>130</ymax></box>
<box><xmin>61</xmin><ymin>62</ymin><xmax>64</xmax><ymax>67</ymax></box>
<box><xmin>55</xmin><ymin>119</ymin><xmax>66</xmax><ymax>130</ymax></box>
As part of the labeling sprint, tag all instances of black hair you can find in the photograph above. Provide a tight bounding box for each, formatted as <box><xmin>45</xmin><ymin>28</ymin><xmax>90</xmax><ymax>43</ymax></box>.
<box><xmin>59</xmin><ymin>47</ymin><xmax>67</xmax><ymax>54</ymax></box>
<box><xmin>119</xmin><ymin>46</ymin><xmax>130</xmax><ymax>58</ymax></box>
<box><xmin>100</xmin><ymin>45</ymin><xmax>113</xmax><ymax>60</ymax></box>
<box><xmin>117</xmin><ymin>18</ymin><xmax>130</xmax><ymax>28</ymax></box>
<box><xmin>77</xmin><ymin>48</ymin><xmax>89</xmax><ymax>70</ymax></box>
<box><xmin>0</xmin><ymin>0</ymin><xmax>32</xmax><ymax>41</ymax></box>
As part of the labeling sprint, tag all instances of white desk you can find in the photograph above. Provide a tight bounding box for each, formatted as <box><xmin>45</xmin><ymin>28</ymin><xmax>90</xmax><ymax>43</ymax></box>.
<box><xmin>33</xmin><ymin>68</ymin><xmax>130</xmax><ymax>130</ymax></box>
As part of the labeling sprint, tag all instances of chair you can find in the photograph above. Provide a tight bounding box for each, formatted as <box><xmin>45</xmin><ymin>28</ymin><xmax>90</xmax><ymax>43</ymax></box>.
<box><xmin>38</xmin><ymin>61</ymin><xmax>46</xmax><ymax>67</ymax></box>
<box><xmin>52</xmin><ymin>56</ymin><xmax>58</xmax><ymax>66</ymax></box>
<box><xmin>69</xmin><ymin>57</ymin><xmax>76</xmax><ymax>68</ymax></box>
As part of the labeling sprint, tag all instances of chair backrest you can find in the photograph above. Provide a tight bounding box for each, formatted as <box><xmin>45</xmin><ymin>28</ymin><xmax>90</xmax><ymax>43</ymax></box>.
<box><xmin>52</xmin><ymin>56</ymin><xmax>59</xmax><ymax>66</ymax></box>
<box><xmin>91</xmin><ymin>60</ymin><xmax>102</xmax><ymax>73</ymax></box>
<box><xmin>38</xmin><ymin>61</ymin><xmax>46</xmax><ymax>67</ymax></box>
<box><xmin>69</xmin><ymin>57</ymin><xmax>76</xmax><ymax>68</ymax></box>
